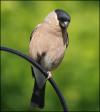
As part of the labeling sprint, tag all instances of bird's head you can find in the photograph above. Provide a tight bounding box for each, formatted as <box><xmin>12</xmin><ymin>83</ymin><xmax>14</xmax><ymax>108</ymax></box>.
<box><xmin>55</xmin><ymin>9</ymin><xmax>71</xmax><ymax>29</ymax></box>
<box><xmin>44</xmin><ymin>9</ymin><xmax>71</xmax><ymax>29</ymax></box>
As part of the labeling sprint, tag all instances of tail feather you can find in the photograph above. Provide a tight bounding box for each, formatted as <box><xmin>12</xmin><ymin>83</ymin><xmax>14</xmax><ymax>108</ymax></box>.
<box><xmin>31</xmin><ymin>81</ymin><xmax>46</xmax><ymax>108</ymax></box>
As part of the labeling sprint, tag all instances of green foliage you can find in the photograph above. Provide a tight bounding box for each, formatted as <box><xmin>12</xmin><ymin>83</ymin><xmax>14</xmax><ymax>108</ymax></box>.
<box><xmin>1</xmin><ymin>1</ymin><xmax>99</xmax><ymax>111</ymax></box>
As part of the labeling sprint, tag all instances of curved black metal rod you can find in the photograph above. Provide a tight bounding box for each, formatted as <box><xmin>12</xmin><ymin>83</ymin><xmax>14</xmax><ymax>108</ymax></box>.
<box><xmin>0</xmin><ymin>46</ymin><xmax>68</xmax><ymax>112</ymax></box>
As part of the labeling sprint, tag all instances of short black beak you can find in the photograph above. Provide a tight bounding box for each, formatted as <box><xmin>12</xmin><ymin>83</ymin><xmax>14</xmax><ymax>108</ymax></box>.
<box><xmin>60</xmin><ymin>21</ymin><xmax>69</xmax><ymax>29</ymax></box>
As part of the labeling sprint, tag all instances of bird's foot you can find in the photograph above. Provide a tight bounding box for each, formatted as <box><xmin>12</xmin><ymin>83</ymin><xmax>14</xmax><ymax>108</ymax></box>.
<box><xmin>46</xmin><ymin>71</ymin><xmax>52</xmax><ymax>80</ymax></box>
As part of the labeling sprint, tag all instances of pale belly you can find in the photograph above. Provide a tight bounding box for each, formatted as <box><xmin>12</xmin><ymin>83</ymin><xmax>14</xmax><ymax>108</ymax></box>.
<box><xmin>41</xmin><ymin>46</ymin><xmax>66</xmax><ymax>71</ymax></box>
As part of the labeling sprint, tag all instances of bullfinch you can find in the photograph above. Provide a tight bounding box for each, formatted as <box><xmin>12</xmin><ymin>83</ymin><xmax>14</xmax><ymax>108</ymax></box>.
<box><xmin>29</xmin><ymin>9</ymin><xmax>71</xmax><ymax>108</ymax></box>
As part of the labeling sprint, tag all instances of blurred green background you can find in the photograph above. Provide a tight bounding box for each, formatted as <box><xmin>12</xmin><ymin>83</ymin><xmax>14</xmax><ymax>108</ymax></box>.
<box><xmin>1</xmin><ymin>1</ymin><xmax>99</xmax><ymax>111</ymax></box>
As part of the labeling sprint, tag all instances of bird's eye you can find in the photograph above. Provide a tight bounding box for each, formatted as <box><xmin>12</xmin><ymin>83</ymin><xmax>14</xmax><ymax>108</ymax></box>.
<box><xmin>59</xmin><ymin>17</ymin><xmax>66</xmax><ymax>22</ymax></box>
<box><xmin>59</xmin><ymin>17</ymin><xmax>70</xmax><ymax>23</ymax></box>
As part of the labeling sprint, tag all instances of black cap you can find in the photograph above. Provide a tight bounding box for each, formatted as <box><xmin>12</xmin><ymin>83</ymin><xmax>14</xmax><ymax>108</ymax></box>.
<box><xmin>55</xmin><ymin>9</ymin><xmax>71</xmax><ymax>22</ymax></box>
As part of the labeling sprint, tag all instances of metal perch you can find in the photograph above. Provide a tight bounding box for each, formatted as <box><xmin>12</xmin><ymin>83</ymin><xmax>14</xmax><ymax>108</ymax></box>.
<box><xmin>0</xmin><ymin>46</ymin><xmax>68</xmax><ymax>112</ymax></box>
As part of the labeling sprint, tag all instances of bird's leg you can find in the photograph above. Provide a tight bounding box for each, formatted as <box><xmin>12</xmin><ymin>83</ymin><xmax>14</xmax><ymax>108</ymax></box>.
<box><xmin>46</xmin><ymin>71</ymin><xmax>52</xmax><ymax>80</ymax></box>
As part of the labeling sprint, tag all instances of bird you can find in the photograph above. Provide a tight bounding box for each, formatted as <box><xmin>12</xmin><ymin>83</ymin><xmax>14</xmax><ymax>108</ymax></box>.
<box><xmin>29</xmin><ymin>9</ymin><xmax>71</xmax><ymax>108</ymax></box>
